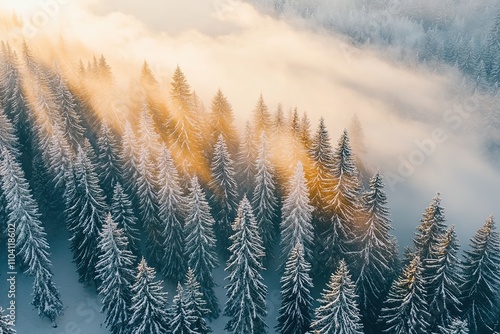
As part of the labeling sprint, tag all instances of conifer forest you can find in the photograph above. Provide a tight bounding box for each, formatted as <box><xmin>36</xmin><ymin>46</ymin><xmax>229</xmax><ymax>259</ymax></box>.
<box><xmin>1</xmin><ymin>0</ymin><xmax>500</xmax><ymax>333</ymax></box>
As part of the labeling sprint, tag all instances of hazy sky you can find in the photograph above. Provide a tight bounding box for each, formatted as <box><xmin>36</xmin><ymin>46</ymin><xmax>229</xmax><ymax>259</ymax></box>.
<box><xmin>1</xmin><ymin>0</ymin><xmax>498</xmax><ymax>248</ymax></box>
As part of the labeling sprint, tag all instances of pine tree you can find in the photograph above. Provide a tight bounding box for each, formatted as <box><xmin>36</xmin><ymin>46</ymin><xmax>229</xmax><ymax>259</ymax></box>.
<box><xmin>97</xmin><ymin>121</ymin><xmax>121</xmax><ymax>201</ymax></box>
<box><xmin>355</xmin><ymin>172</ymin><xmax>398</xmax><ymax>328</ymax></box>
<box><xmin>0</xmin><ymin>107</ymin><xmax>20</xmax><ymax>157</ymax></box>
<box><xmin>300</xmin><ymin>112</ymin><xmax>313</xmax><ymax>150</ymax></box>
<box><xmin>439</xmin><ymin>318</ymin><xmax>470</xmax><ymax>334</ymax></box>
<box><xmin>0</xmin><ymin>307</ymin><xmax>15</xmax><ymax>334</ymax></box>
<box><xmin>348</xmin><ymin>115</ymin><xmax>370</xmax><ymax>186</ymax></box>
<box><xmin>280</xmin><ymin>162</ymin><xmax>314</xmax><ymax>265</ymax></box>
<box><xmin>96</xmin><ymin>214</ymin><xmax>136</xmax><ymax>334</ymax></box>
<box><xmin>157</xmin><ymin>146</ymin><xmax>186</xmax><ymax>282</ymax></box>
<box><xmin>252</xmin><ymin>133</ymin><xmax>278</xmax><ymax>263</ymax></box>
<box><xmin>423</xmin><ymin>226</ymin><xmax>463</xmax><ymax>332</ymax></box>
<box><xmin>461</xmin><ymin>216</ymin><xmax>500</xmax><ymax>334</ymax></box>
<box><xmin>185</xmin><ymin>176</ymin><xmax>220</xmax><ymax>318</ymax></box>
<box><xmin>46</xmin><ymin>124</ymin><xmax>74</xmax><ymax>191</ymax></box>
<box><xmin>412</xmin><ymin>194</ymin><xmax>447</xmax><ymax>261</ymax></box>
<box><xmin>119</xmin><ymin>121</ymin><xmax>141</xmax><ymax>201</ymax></box>
<box><xmin>170</xmin><ymin>284</ymin><xmax>197</xmax><ymax>334</ymax></box>
<box><xmin>65</xmin><ymin>145</ymin><xmax>107</xmax><ymax>285</ymax></box>
<box><xmin>209</xmin><ymin>89</ymin><xmax>239</xmax><ymax>156</ymax></box>
<box><xmin>380</xmin><ymin>256</ymin><xmax>430</xmax><ymax>334</ymax></box>
<box><xmin>0</xmin><ymin>148</ymin><xmax>63</xmax><ymax>326</ymax></box>
<box><xmin>129</xmin><ymin>258</ymin><xmax>170</xmax><ymax>334</ymax></box>
<box><xmin>111</xmin><ymin>183</ymin><xmax>141</xmax><ymax>258</ymax></box>
<box><xmin>138</xmin><ymin>105</ymin><xmax>162</xmax><ymax>160</ymax></box>
<box><xmin>253</xmin><ymin>94</ymin><xmax>272</xmax><ymax>137</ymax></box>
<box><xmin>224</xmin><ymin>197</ymin><xmax>267</xmax><ymax>334</ymax></box>
<box><xmin>185</xmin><ymin>268</ymin><xmax>211</xmax><ymax>334</ymax></box>
<box><xmin>277</xmin><ymin>245</ymin><xmax>314</xmax><ymax>334</ymax></box>
<box><xmin>311</xmin><ymin>260</ymin><xmax>364</xmax><ymax>334</ymax></box>
<box><xmin>135</xmin><ymin>145</ymin><xmax>162</xmax><ymax>264</ymax></box>
<box><xmin>209</xmin><ymin>135</ymin><xmax>239</xmax><ymax>251</ymax></box>
<box><xmin>235</xmin><ymin>121</ymin><xmax>257</xmax><ymax>196</ymax></box>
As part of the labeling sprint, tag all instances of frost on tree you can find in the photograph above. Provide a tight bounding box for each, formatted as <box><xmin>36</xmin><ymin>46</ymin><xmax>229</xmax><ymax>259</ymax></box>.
<box><xmin>277</xmin><ymin>244</ymin><xmax>314</xmax><ymax>334</ymax></box>
<box><xmin>170</xmin><ymin>284</ymin><xmax>197</xmax><ymax>334</ymax></box>
<box><xmin>111</xmin><ymin>183</ymin><xmax>141</xmax><ymax>258</ymax></box>
<box><xmin>96</xmin><ymin>214</ymin><xmax>136</xmax><ymax>334</ymax></box>
<box><xmin>184</xmin><ymin>268</ymin><xmax>211</xmax><ymax>334</ymax></box>
<box><xmin>235</xmin><ymin>121</ymin><xmax>257</xmax><ymax>196</ymax></box>
<box><xmin>208</xmin><ymin>134</ymin><xmax>239</xmax><ymax>251</ymax></box>
<box><xmin>355</xmin><ymin>172</ymin><xmax>398</xmax><ymax>329</ymax></box>
<box><xmin>128</xmin><ymin>258</ymin><xmax>170</xmax><ymax>334</ymax></box>
<box><xmin>97</xmin><ymin>121</ymin><xmax>121</xmax><ymax>202</ymax></box>
<box><xmin>185</xmin><ymin>176</ymin><xmax>220</xmax><ymax>318</ymax></box>
<box><xmin>209</xmin><ymin>89</ymin><xmax>239</xmax><ymax>157</ymax></box>
<box><xmin>380</xmin><ymin>256</ymin><xmax>430</xmax><ymax>334</ymax></box>
<box><xmin>65</xmin><ymin>145</ymin><xmax>106</xmax><ymax>285</ymax></box>
<box><xmin>119</xmin><ymin>121</ymin><xmax>141</xmax><ymax>201</ymax></box>
<box><xmin>423</xmin><ymin>226</ymin><xmax>463</xmax><ymax>332</ymax></box>
<box><xmin>0</xmin><ymin>307</ymin><xmax>16</xmax><ymax>334</ymax></box>
<box><xmin>252</xmin><ymin>133</ymin><xmax>279</xmax><ymax>264</ymax></box>
<box><xmin>280</xmin><ymin>162</ymin><xmax>314</xmax><ymax>266</ymax></box>
<box><xmin>461</xmin><ymin>216</ymin><xmax>500</xmax><ymax>334</ymax></box>
<box><xmin>224</xmin><ymin>197</ymin><xmax>268</xmax><ymax>334</ymax></box>
<box><xmin>439</xmin><ymin>318</ymin><xmax>470</xmax><ymax>334</ymax></box>
<box><xmin>252</xmin><ymin>94</ymin><xmax>272</xmax><ymax>139</ymax></box>
<box><xmin>311</xmin><ymin>260</ymin><xmax>364</xmax><ymax>334</ymax></box>
<box><xmin>157</xmin><ymin>146</ymin><xmax>187</xmax><ymax>282</ymax></box>
<box><xmin>138</xmin><ymin>105</ymin><xmax>162</xmax><ymax>161</ymax></box>
<box><xmin>0</xmin><ymin>148</ymin><xmax>63</xmax><ymax>326</ymax></box>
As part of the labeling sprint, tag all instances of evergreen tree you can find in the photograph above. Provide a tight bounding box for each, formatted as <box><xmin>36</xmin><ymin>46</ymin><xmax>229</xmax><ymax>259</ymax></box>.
<box><xmin>461</xmin><ymin>216</ymin><xmax>500</xmax><ymax>334</ymax></box>
<box><xmin>224</xmin><ymin>197</ymin><xmax>267</xmax><ymax>334</ymax></box>
<box><xmin>209</xmin><ymin>135</ymin><xmax>239</xmax><ymax>251</ymax></box>
<box><xmin>235</xmin><ymin>121</ymin><xmax>257</xmax><ymax>196</ymax></box>
<box><xmin>119</xmin><ymin>121</ymin><xmax>141</xmax><ymax>201</ymax></box>
<box><xmin>111</xmin><ymin>183</ymin><xmax>141</xmax><ymax>258</ymax></box>
<box><xmin>138</xmin><ymin>105</ymin><xmax>162</xmax><ymax>160</ymax></box>
<box><xmin>252</xmin><ymin>133</ymin><xmax>279</xmax><ymax>263</ymax></box>
<box><xmin>0</xmin><ymin>148</ymin><xmax>63</xmax><ymax>325</ymax></box>
<box><xmin>423</xmin><ymin>226</ymin><xmax>463</xmax><ymax>332</ymax></box>
<box><xmin>46</xmin><ymin>124</ymin><xmax>74</xmax><ymax>191</ymax></box>
<box><xmin>253</xmin><ymin>94</ymin><xmax>272</xmax><ymax>137</ymax></box>
<box><xmin>300</xmin><ymin>112</ymin><xmax>313</xmax><ymax>150</ymax></box>
<box><xmin>97</xmin><ymin>121</ymin><xmax>121</xmax><ymax>201</ymax></box>
<box><xmin>170</xmin><ymin>284</ymin><xmax>197</xmax><ymax>334</ymax></box>
<box><xmin>311</xmin><ymin>260</ymin><xmax>364</xmax><ymax>334</ymax></box>
<box><xmin>157</xmin><ymin>146</ymin><xmax>186</xmax><ymax>282</ymax></box>
<box><xmin>209</xmin><ymin>89</ymin><xmax>239</xmax><ymax>156</ymax></box>
<box><xmin>185</xmin><ymin>268</ymin><xmax>211</xmax><ymax>334</ymax></box>
<box><xmin>0</xmin><ymin>107</ymin><xmax>20</xmax><ymax>157</ymax></box>
<box><xmin>380</xmin><ymin>256</ymin><xmax>430</xmax><ymax>334</ymax></box>
<box><xmin>439</xmin><ymin>318</ymin><xmax>470</xmax><ymax>334</ymax></box>
<box><xmin>277</xmin><ymin>244</ymin><xmax>314</xmax><ymax>334</ymax></box>
<box><xmin>185</xmin><ymin>176</ymin><xmax>220</xmax><ymax>318</ymax></box>
<box><xmin>65</xmin><ymin>145</ymin><xmax>107</xmax><ymax>285</ymax></box>
<box><xmin>355</xmin><ymin>172</ymin><xmax>398</xmax><ymax>328</ymax></box>
<box><xmin>0</xmin><ymin>307</ymin><xmax>15</xmax><ymax>334</ymax></box>
<box><xmin>129</xmin><ymin>258</ymin><xmax>170</xmax><ymax>334</ymax></box>
<box><xmin>96</xmin><ymin>214</ymin><xmax>136</xmax><ymax>334</ymax></box>
<box><xmin>135</xmin><ymin>145</ymin><xmax>162</xmax><ymax>264</ymax></box>
<box><xmin>280</xmin><ymin>162</ymin><xmax>314</xmax><ymax>265</ymax></box>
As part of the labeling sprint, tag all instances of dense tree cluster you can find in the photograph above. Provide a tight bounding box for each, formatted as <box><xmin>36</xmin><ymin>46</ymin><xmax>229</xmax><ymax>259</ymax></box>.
<box><xmin>0</xmin><ymin>41</ymin><xmax>499</xmax><ymax>334</ymax></box>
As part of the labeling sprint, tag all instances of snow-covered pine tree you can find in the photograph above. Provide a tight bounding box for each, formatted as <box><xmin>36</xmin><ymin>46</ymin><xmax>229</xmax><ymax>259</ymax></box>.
<box><xmin>136</xmin><ymin>145</ymin><xmax>163</xmax><ymax>264</ymax></box>
<box><xmin>423</xmin><ymin>226</ymin><xmax>463</xmax><ymax>332</ymax></box>
<box><xmin>0</xmin><ymin>307</ymin><xmax>15</xmax><ymax>334</ymax></box>
<box><xmin>235</xmin><ymin>121</ymin><xmax>257</xmax><ymax>196</ymax></box>
<box><xmin>157</xmin><ymin>146</ymin><xmax>187</xmax><ymax>282</ymax></box>
<box><xmin>128</xmin><ymin>258</ymin><xmax>170</xmax><ymax>334</ymax></box>
<box><xmin>224</xmin><ymin>197</ymin><xmax>267</xmax><ymax>334</ymax></box>
<box><xmin>355</xmin><ymin>172</ymin><xmax>398</xmax><ymax>329</ymax></box>
<box><xmin>96</xmin><ymin>214</ymin><xmax>136</xmax><ymax>334</ymax></box>
<box><xmin>348</xmin><ymin>115</ymin><xmax>370</xmax><ymax>186</ymax></box>
<box><xmin>208</xmin><ymin>134</ymin><xmax>239</xmax><ymax>251</ymax></box>
<box><xmin>324</xmin><ymin>129</ymin><xmax>362</xmax><ymax>274</ymax></box>
<box><xmin>461</xmin><ymin>215</ymin><xmax>500</xmax><ymax>334</ymax></box>
<box><xmin>300</xmin><ymin>112</ymin><xmax>313</xmax><ymax>150</ymax></box>
<box><xmin>97</xmin><ymin>121</ymin><xmax>121</xmax><ymax>202</ymax></box>
<box><xmin>119</xmin><ymin>121</ymin><xmax>141</xmax><ymax>201</ymax></box>
<box><xmin>380</xmin><ymin>255</ymin><xmax>430</xmax><ymax>334</ymax></box>
<box><xmin>65</xmin><ymin>144</ymin><xmax>107</xmax><ymax>285</ymax></box>
<box><xmin>252</xmin><ymin>133</ymin><xmax>279</xmax><ymax>263</ymax></box>
<box><xmin>439</xmin><ymin>318</ymin><xmax>470</xmax><ymax>334</ymax></box>
<box><xmin>0</xmin><ymin>148</ymin><xmax>63</xmax><ymax>326</ymax></box>
<box><xmin>276</xmin><ymin>244</ymin><xmax>314</xmax><ymax>334</ymax></box>
<box><xmin>111</xmin><ymin>183</ymin><xmax>141</xmax><ymax>258</ymax></box>
<box><xmin>46</xmin><ymin>123</ymin><xmax>74</xmax><ymax>192</ymax></box>
<box><xmin>185</xmin><ymin>176</ymin><xmax>220</xmax><ymax>318</ymax></box>
<box><xmin>138</xmin><ymin>105</ymin><xmax>162</xmax><ymax>161</ymax></box>
<box><xmin>209</xmin><ymin>89</ymin><xmax>239</xmax><ymax>157</ymax></box>
<box><xmin>412</xmin><ymin>194</ymin><xmax>447</xmax><ymax>261</ymax></box>
<box><xmin>311</xmin><ymin>260</ymin><xmax>364</xmax><ymax>334</ymax></box>
<box><xmin>170</xmin><ymin>284</ymin><xmax>197</xmax><ymax>334</ymax></box>
<box><xmin>280</xmin><ymin>162</ymin><xmax>314</xmax><ymax>265</ymax></box>
<box><xmin>0</xmin><ymin>106</ymin><xmax>20</xmax><ymax>156</ymax></box>
<box><xmin>185</xmin><ymin>268</ymin><xmax>211</xmax><ymax>334</ymax></box>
